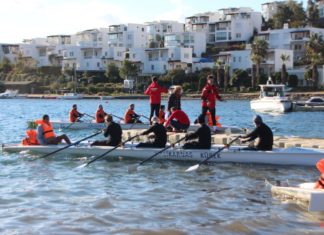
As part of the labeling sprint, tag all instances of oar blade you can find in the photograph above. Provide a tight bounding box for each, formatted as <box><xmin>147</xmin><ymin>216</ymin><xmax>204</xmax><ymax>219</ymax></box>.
<box><xmin>76</xmin><ymin>163</ymin><xmax>88</xmax><ymax>169</ymax></box>
<box><xmin>185</xmin><ymin>164</ymin><xmax>200</xmax><ymax>172</ymax></box>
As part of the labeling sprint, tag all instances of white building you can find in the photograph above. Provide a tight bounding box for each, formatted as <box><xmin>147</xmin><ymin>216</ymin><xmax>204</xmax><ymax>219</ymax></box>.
<box><xmin>208</xmin><ymin>8</ymin><xmax>262</xmax><ymax>44</ymax></box>
<box><xmin>261</xmin><ymin>1</ymin><xmax>286</xmax><ymax>22</ymax></box>
<box><xmin>164</xmin><ymin>31</ymin><xmax>206</xmax><ymax>57</ymax></box>
<box><xmin>185</xmin><ymin>12</ymin><xmax>219</xmax><ymax>33</ymax></box>
<box><xmin>0</xmin><ymin>44</ymin><xmax>20</xmax><ymax>64</ymax></box>
<box><xmin>108</xmin><ymin>24</ymin><xmax>147</xmax><ymax>49</ymax></box>
<box><xmin>257</xmin><ymin>26</ymin><xmax>324</xmax><ymax>63</ymax></box>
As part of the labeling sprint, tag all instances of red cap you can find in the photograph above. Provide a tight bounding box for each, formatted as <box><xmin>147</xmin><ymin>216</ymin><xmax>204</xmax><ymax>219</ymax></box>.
<box><xmin>316</xmin><ymin>159</ymin><xmax>324</xmax><ymax>173</ymax></box>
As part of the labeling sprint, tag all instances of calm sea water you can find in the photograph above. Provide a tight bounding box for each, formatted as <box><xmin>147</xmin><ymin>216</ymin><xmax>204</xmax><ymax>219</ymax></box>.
<box><xmin>0</xmin><ymin>98</ymin><xmax>324</xmax><ymax>234</ymax></box>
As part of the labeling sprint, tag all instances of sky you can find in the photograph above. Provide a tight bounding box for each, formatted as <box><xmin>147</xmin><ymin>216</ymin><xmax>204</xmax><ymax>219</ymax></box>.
<box><xmin>0</xmin><ymin>0</ymin><xmax>309</xmax><ymax>44</ymax></box>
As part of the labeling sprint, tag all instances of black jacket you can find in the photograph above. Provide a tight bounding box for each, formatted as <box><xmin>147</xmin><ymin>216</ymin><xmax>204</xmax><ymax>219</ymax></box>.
<box><xmin>243</xmin><ymin>123</ymin><xmax>273</xmax><ymax>150</ymax></box>
<box><xmin>104</xmin><ymin>121</ymin><xmax>122</xmax><ymax>146</ymax></box>
<box><xmin>186</xmin><ymin>124</ymin><xmax>211</xmax><ymax>149</ymax></box>
<box><xmin>167</xmin><ymin>93</ymin><xmax>181</xmax><ymax>111</ymax></box>
<box><xmin>142</xmin><ymin>123</ymin><xmax>167</xmax><ymax>147</ymax></box>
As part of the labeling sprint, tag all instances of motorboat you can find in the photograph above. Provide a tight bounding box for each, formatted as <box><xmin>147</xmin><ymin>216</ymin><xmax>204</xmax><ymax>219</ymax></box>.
<box><xmin>293</xmin><ymin>96</ymin><xmax>324</xmax><ymax>111</ymax></box>
<box><xmin>0</xmin><ymin>89</ymin><xmax>19</xmax><ymax>98</ymax></box>
<box><xmin>59</xmin><ymin>93</ymin><xmax>83</xmax><ymax>100</ymax></box>
<box><xmin>2</xmin><ymin>143</ymin><xmax>324</xmax><ymax>167</ymax></box>
<box><xmin>270</xmin><ymin>182</ymin><xmax>324</xmax><ymax>212</ymax></box>
<box><xmin>250</xmin><ymin>84</ymin><xmax>292</xmax><ymax>113</ymax></box>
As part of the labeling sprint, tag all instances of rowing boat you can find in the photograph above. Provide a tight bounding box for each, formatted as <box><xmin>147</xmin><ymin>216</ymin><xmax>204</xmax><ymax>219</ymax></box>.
<box><xmin>3</xmin><ymin>143</ymin><xmax>324</xmax><ymax>166</ymax></box>
<box><xmin>27</xmin><ymin>120</ymin><xmax>244</xmax><ymax>133</ymax></box>
<box><xmin>270</xmin><ymin>182</ymin><xmax>324</xmax><ymax>212</ymax></box>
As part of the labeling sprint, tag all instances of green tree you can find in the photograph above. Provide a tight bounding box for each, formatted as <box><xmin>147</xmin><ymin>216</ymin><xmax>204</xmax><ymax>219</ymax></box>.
<box><xmin>215</xmin><ymin>59</ymin><xmax>223</xmax><ymax>85</ymax></box>
<box><xmin>251</xmin><ymin>38</ymin><xmax>268</xmax><ymax>88</ymax></box>
<box><xmin>0</xmin><ymin>57</ymin><xmax>13</xmax><ymax>75</ymax></box>
<box><xmin>161</xmin><ymin>69</ymin><xmax>186</xmax><ymax>85</ymax></box>
<box><xmin>280</xmin><ymin>54</ymin><xmax>290</xmax><ymax>85</ymax></box>
<box><xmin>307</xmin><ymin>0</ymin><xmax>319</xmax><ymax>27</ymax></box>
<box><xmin>273</xmin><ymin>0</ymin><xmax>306</xmax><ymax>29</ymax></box>
<box><xmin>119</xmin><ymin>60</ymin><xmax>138</xmax><ymax>80</ymax></box>
<box><xmin>305</xmin><ymin>33</ymin><xmax>324</xmax><ymax>89</ymax></box>
<box><xmin>105</xmin><ymin>62</ymin><xmax>121</xmax><ymax>83</ymax></box>
<box><xmin>223</xmin><ymin>64</ymin><xmax>229</xmax><ymax>91</ymax></box>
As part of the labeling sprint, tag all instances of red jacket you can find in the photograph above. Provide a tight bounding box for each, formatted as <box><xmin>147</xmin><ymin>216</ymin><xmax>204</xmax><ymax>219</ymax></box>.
<box><xmin>201</xmin><ymin>83</ymin><xmax>221</xmax><ymax>108</ymax></box>
<box><xmin>165</xmin><ymin>110</ymin><xmax>190</xmax><ymax>127</ymax></box>
<box><xmin>144</xmin><ymin>81</ymin><xmax>168</xmax><ymax>104</ymax></box>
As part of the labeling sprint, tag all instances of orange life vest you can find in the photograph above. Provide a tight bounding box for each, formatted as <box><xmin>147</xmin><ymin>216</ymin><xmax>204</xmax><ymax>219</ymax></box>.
<box><xmin>22</xmin><ymin>129</ymin><xmax>39</xmax><ymax>145</ymax></box>
<box><xmin>159</xmin><ymin>110</ymin><xmax>165</xmax><ymax>124</ymax></box>
<box><xmin>69</xmin><ymin>109</ymin><xmax>80</xmax><ymax>122</ymax></box>
<box><xmin>124</xmin><ymin>109</ymin><xmax>135</xmax><ymax>124</ymax></box>
<box><xmin>315</xmin><ymin>176</ymin><xmax>324</xmax><ymax>189</ymax></box>
<box><xmin>96</xmin><ymin>109</ymin><xmax>106</xmax><ymax>123</ymax></box>
<box><xmin>36</xmin><ymin>120</ymin><xmax>55</xmax><ymax>139</ymax></box>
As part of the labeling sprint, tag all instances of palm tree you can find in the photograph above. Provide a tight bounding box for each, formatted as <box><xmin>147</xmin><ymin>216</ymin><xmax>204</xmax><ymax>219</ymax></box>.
<box><xmin>305</xmin><ymin>33</ymin><xmax>324</xmax><ymax>89</ymax></box>
<box><xmin>251</xmin><ymin>38</ymin><xmax>269</xmax><ymax>88</ymax></box>
<box><xmin>280</xmin><ymin>54</ymin><xmax>290</xmax><ymax>85</ymax></box>
<box><xmin>215</xmin><ymin>59</ymin><xmax>223</xmax><ymax>86</ymax></box>
<box><xmin>224</xmin><ymin>64</ymin><xmax>230</xmax><ymax>91</ymax></box>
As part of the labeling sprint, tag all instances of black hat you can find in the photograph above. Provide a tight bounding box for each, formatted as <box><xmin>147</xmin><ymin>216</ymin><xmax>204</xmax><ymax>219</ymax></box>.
<box><xmin>198</xmin><ymin>114</ymin><xmax>205</xmax><ymax>124</ymax></box>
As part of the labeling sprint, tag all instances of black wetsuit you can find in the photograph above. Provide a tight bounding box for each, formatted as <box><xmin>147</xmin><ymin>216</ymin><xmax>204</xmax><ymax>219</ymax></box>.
<box><xmin>243</xmin><ymin>123</ymin><xmax>273</xmax><ymax>150</ymax></box>
<box><xmin>136</xmin><ymin>123</ymin><xmax>167</xmax><ymax>148</ymax></box>
<box><xmin>183</xmin><ymin>124</ymin><xmax>211</xmax><ymax>149</ymax></box>
<box><xmin>91</xmin><ymin>121</ymin><xmax>122</xmax><ymax>146</ymax></box>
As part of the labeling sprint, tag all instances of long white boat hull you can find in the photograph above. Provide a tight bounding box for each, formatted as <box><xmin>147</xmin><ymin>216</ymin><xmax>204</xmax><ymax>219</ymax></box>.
<box><xmin>3</xmin><ymin>144</ymin><xmax>324</xmax><ymax>166</ymax></box>
<box><xmin>250</xmin><ymin>99</ymin><xmax>292</xmax><ymax>113</ymax></box>
<box><xmin>27</xmin><ymin>120</ymin><xmax>244</xmax><ymax>133</ymax></box>
<box><xmin>271</xmin><ymin>182</ymin><xmax>324</xmax><ymax>212</ymax></box>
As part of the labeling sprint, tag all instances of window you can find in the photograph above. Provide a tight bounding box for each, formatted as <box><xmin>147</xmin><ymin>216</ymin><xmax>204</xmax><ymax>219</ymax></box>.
<box><xmin>117</xmin><ymin>51</ymin><xmax>122</xmax><ymax>57</ymax></box>
<box><xmin>86</xmin><ymin>62</ymin><xmax>89</xmax><ymax>67</ymax></box>
<box><xmin>238</xmin><ymin>56</ymin><xmax>241</xmax><ymax>63</ymax></box>
<box><xmin>97</xmin><ymin>62</ymin><xmax>100</xmax><ymax>67</ymax></box>
<box><xmin>164</xmin><ymin>65</ymin><xmax>167</xmax><ymax>70</ymax></box>
<box><xmin>233</xmin><ymin>57</ymin><xmax>236</xmax><ymax>62</ymax></box>
<box><xmin>69</xmin><ymin>51</ymin><xmax>74</xmax><ymax>57</ymax></box>
<box><xmin>216</xmin><ymin>32</ymin><xmax>227</xmax><ymax>41</ymax></box>
<box><xmin>236</xmin><ymin>33</ymin><xmax>241</xmax><ymax>39</ymax></box>
<box><xmin>151</xmin><ymin>64</ymin><xmax>155</xmax><ymax>71</ymax></box>
<box><xmin>184</xmin><ymin>53</ymin><xmax>189</xmax><ymax>59</ymax></box>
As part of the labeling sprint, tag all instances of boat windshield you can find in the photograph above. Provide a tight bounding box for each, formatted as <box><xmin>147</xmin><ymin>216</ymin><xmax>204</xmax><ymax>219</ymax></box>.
<box><xmin>261</xmin><ymin>87</ymin><xmax>284</xmax><ymax>98</ymax></box>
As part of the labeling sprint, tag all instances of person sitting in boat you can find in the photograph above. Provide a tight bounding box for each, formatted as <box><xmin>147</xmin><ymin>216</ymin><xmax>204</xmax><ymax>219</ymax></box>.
<box><xmin>159</xmin><ymin>105</ymin><xmax>166</xmax><ymax>124</ymax></box>
<box><xmin>124</xmin><ymin>104</ymin><xmax>143</xmax><ymax>124</ymax></box>
<box><xmin>239</xmin><ymin>115</ymin><xmax>273</xmax><ymax>151</ymax></box>
<box><xmin>91</xmin><ymin>114</ymin><xmax>122</xmax><ymax>147</ymax></box>
<box><xmin>95</xmin><ymin>104</ymin><xmax>107</xmax><ymax>123</ymax></box>
<box><xmin>183</xmin><ymin>114</ymin><xmax>211</xmax><ymax>149</ymax></box>
<box><xmin>315</xmin><ymin>159</ymin><xmax>324</xmax><ymax>189</ymax></box>
<box><xmin>36</xmin><ymin>114</ymin><xmax>71</xmax><ymax>145</ymax></box>
<box><xmin>69</xmin><ymin>104</ymin><xmax>84</xmax><ymax>122</ymax></box>
<box><xmin>136</xmin><ymin>116</ymin><xmax>167</xmax><ymax>148</ymax></box>
<box><xmin>164</xmin><ymin>107</ymin><xmax>190</xmax><ymax>132</ymax></box>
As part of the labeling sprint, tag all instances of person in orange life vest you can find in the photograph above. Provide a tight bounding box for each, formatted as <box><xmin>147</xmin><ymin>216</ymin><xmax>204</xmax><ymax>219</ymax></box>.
<box><xmin>124</xmin><ymin>104</ymin><xmax>143</xmax><ymax>124</ymax></box>
<box><xmin>95</xmin><ymin>104</ymin><xmax>107</xmax><ymax>123</ymax></box>
<box><xmin>159</xmin><ymin>105</ymin><xmax>166</xmax><ymax>124</ymax></box>
<box><xmin>164</xmin><ymin>107</ymin><xmax>190</xmax><ymax>132</ymax></box>
<box><xmin>201</xmin><ymin>75</ymin><xmax>223</xmax><ymax>132</ymax></box>
<box><xmin>69</xmin><ymin>104</ymin><xmax>84</xmax><ymax>122</ymax></box>
<box><xmin>36</xmin><ymin>114</ymin><xmax>71</xmax><ymax>145</ymax></box>
<box><xmin>144</xmin><ymin>76</ymin><xmax>168</xmax><ymax>122</ymax></box>
<box><xmin>315</xmin><ymin>159</ymin><xmax>324</xmax><ymax>189</ymax></box>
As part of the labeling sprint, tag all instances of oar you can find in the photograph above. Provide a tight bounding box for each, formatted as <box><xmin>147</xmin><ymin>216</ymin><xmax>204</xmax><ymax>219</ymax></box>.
<box><xmin>185</xmin><ymin>136</ymin><xmax>241</xmax><ymax>172</ymax></box>
<box><xmin>83</xmin><ymin>113</ymin><xmax>95</xmax><ymax>119</ymax></box>
<box><xmin>140</xmin><ymin>114</ymin><xmax>150</xmax><ymax>121</ymax></box>
<box><xmin>77</xmin><ymin>134</ymin><xmax>140</xmax><ymax>168</ymax></box>
<box><xmin>128</xmin><ymin>136</ymin><xmax>187</xmax><ymax>172</ymax></box>
<box><xmin>109</xmin><ymin>114</ymin><xmax>124</xmax><ymax>121</ymax></box>
<box><xmin>34</xmin><ymin>130</ymin><xmax>103</xmax><ymax>160</ymax></box>
<box><xmin>58</xmin><ymin>115</ymin><xmax>84</xmax><ymax>132</ymax></box>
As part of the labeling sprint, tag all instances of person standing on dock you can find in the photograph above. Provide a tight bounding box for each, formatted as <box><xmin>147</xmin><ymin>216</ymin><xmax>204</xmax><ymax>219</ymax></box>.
<box><xmin>201</xmin><ymin>75</ymin><xmax>223</xmax><ymax>132</ymax></box>
<box><xmin>164</xmin><ymin>107</ymin><xmax>190</xmax><ymax>132</ymax></box>
<box><xmin>167</xmin><ymin>85</ymin><xmax>182</xmax><ymax>117</ymax></box>
<box><xmin>239</xmin><ymin>115</ymin><xmax>273</xmax><ymax>151</ymax></box>
<box><xmin>144</xmin><ymin>76</ymin><xmax>168</xmax><ymax>123</ymax></box>
<box><xmin>36</xmin><ymin>114</ymin><xmax>71</xmax><ymax>145</ymax></box>
<box><xmin>183</xmin><ymin>114</ymin><xmax>211</xmax><ymax>149</ymax></box>
<box><xmin>124</xmin><ymin>104</ymin><xmax>143</xmax><ymax>124</ymax></box>
<box><xmin>136</xmin><ymin>117</ymin><xmax>167</xmax><ymax>148</ymax></box>
<box><xmin>91</xmin><ymin>115</ymin><xmax>122</xmax><ymax>146</ymax></box>
<box><xmin>95</xmin><ymin>104</ymin><xmax>107</xmax><ymax>123</ymax></box>
<box><xmin>69</xmin><ymin>104</ymin><xmax>84</xmax><ymax>122</ymax></box>
<box><xmin>315</xmin><ymin>159</ymin><xmax>324</xmax><ymax>189</ymax></box>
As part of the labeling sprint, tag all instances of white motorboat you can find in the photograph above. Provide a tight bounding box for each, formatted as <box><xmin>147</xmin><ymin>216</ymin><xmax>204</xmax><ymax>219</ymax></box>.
<box><xmin>2</xmin><ymin>143</ymin><xmax>324</xmax><ymax>166</ymax></box>
<box><xmin>0</xmin><ymin>89</ymin><xmax>19</xmax><ymax>98</ymax></box>
<box><xmin>58</xmin><ymin>93</ymin><xmax>83</xmax><ymax>100</ymax></box>
<box><xmin>250</xmin><ymin>84</ymin><xmax>292</xmax><ymax>113</ymax></box>
<box><xmin>293</xmin><ymin>96</ymin><xmax>324</xmax><ymax>111</ymax></box>
<box><xmin>26</xmin><ymin>120</ymin><xmax>244</xmax><ymax>133</ymax></box>
<box><xmin>270</xmin><ymin>182</ymin><xmax>324</xmax><ymax>212</ymax></box>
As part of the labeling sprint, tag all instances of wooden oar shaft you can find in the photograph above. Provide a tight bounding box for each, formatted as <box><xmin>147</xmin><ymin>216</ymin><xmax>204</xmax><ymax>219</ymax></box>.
<box><xmin>37</xmin><ymin>131</ymin><xmax>102</xmax><ymax>159</ymax></box>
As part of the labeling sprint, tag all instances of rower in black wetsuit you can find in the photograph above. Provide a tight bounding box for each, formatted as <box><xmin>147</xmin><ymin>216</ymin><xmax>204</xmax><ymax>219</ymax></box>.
<box><xmin>239</xmin><ymin>115</ymin><xmax>273</xmax><ymax>151</ymax></box>
<box><xmin>91</xmin><ymin>114</ymin><xmax>122</xmax><ymax>146</ymax></box>
<box><xmin>183</xmin><ymin>114</ymin><xmax>211</xmax><ymax>149</ymax></box>
<box><xmin>136</xmin><ymin>116</ymin><xmax>167</xmax><ymax>148</ymax></box>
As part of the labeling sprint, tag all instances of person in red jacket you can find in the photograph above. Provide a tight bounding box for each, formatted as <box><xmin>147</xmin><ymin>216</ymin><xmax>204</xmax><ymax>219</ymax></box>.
<box><xmin>144</xmin><ymin>76</ymin><xmax>168</xmax><ymax>123</ymax></box>
<box><xmin>201</xmin><ymin>75</ymin><xmax>223</xmax><ymax>132</ymax></box>
<box><xmin>95</xmin><ymin>104</ymin><xmax>107</xmax><ymax>123</ymax></box>
<box><xmin>164</xmin><ymin>107</ymin><xmax>190</xmax><ymax>132</ymax></box>
<box><xmin>315</xmin><ymin>159</ymin><xmax>324</xmax><ymax>189</ymax></box>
